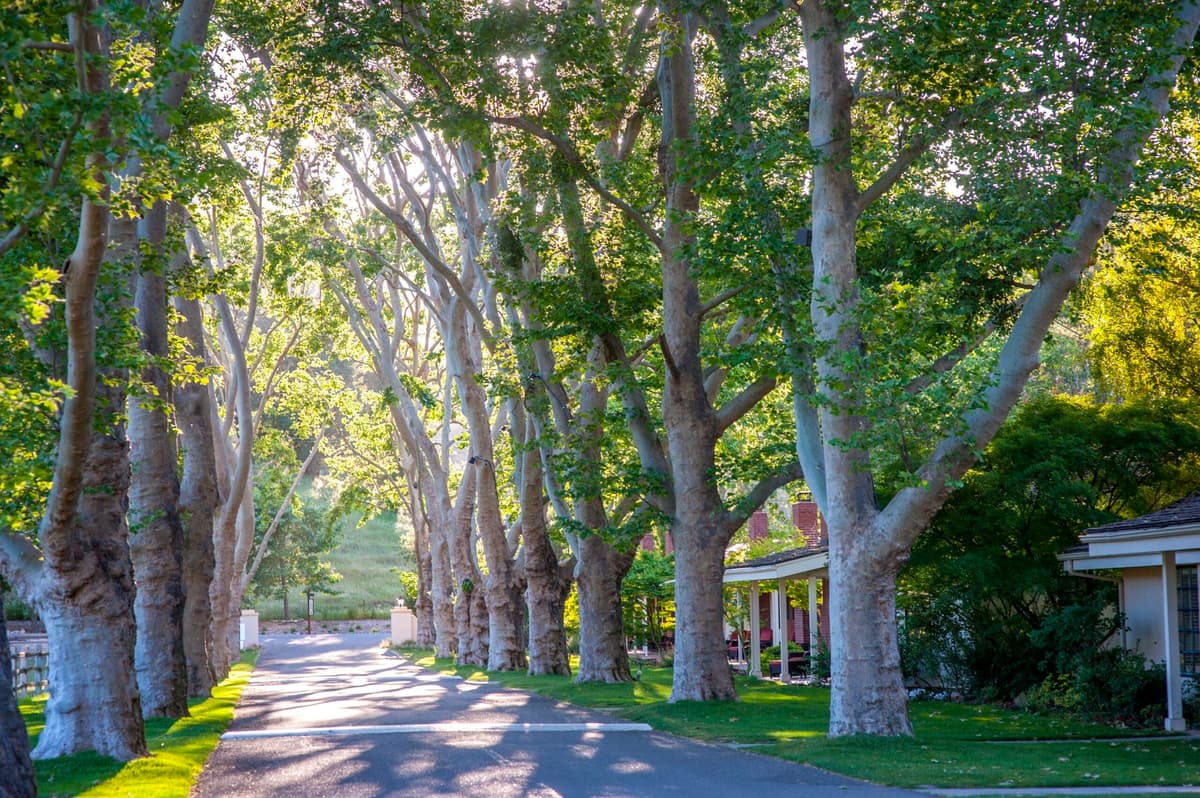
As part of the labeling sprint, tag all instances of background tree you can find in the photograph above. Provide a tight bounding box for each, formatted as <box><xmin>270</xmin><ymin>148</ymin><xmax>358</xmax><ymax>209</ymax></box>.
<box><xmin>901</xmin><ymin>395</ymin><xmax>1200</xmax><ymax>699</ymax></box>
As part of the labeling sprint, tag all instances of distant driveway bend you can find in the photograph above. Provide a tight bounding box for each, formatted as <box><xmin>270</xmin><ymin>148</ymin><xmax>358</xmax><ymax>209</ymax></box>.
<box><xmin>193</xmin><ymin>633</ymin><xmax>922</xmax><ymax>798</ymax></box>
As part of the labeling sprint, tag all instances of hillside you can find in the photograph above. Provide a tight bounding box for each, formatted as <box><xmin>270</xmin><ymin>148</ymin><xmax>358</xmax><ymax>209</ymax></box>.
<box><xmin>251</xmin><ymin>511</ymin><xmax>415</xmax><ymax>621</ymax></box>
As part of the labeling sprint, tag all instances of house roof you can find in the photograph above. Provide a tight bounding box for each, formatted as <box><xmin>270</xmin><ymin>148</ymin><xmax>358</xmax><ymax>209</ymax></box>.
<box><xmin>723</xmin><ymin>544</ymin><xmax>829</xmax><ymax>583</ymax></box>
<box><xmin>1062</xmin><ymin>493</ymin><xmax>1200</xmax><ymax>571</ymax></box>
<box><xmin>725</xmin><ymin>545</ymin><xmax>826</xmax><ymax>570</ymax></box>
<box><xmin>1084</xmin><ymin>493</ymin><xmax>1200</xmax><ymax>537</ymax></box>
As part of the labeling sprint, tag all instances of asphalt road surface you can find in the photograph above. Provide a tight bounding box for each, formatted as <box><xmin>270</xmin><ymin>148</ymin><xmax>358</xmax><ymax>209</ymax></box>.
<box><xmin>193</xmin><ymin>633</ymin><xmax>923</xmax><ymax>798</ymax></box>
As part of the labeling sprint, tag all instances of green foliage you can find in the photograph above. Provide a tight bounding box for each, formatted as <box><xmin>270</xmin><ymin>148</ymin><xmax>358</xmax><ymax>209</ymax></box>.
<box><xmin>1081</xmin><ymin>76</ymin><xmax>1200</xmax><ymax>401</ymax></box>
<box><xmin>1026</xmin><ymin>602</ymin><xmax>1167</xmax><ymax>727</ymax></box>
<box><xmin>900</xmin><ymin>395</ymin><xmax>1200</xmax><ymax>699</ymax></box>
<box><xmin>395</xmin><ymin>570</ymin><xmax>418</xmax><ymax>610</ymax></box>
<box><xmin>249</xmin><ymin>432</ymin><xmax>343</xmax><ymax>602</ymax></box>
<box><xmin>621</xmin><ymin>550</ymin><xmax>674</xmax><ymax>648</ymax></box>
<box><xmin>810</xmin><ymin>636</ymin><xmax>831</xmax><ymax>681</ymax></box>
<box><xmin>761</xmin><ymin>642</ymin><xmax>806</xmax><ymax>661</ymax></box>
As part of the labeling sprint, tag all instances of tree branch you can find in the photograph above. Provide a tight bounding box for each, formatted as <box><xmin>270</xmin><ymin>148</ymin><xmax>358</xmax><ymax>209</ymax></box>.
<box><xmin>487</xmin><ymin>114</ymin><xmax>665</xmax><ymax>252</ymax></box>
<box><xmin>902</xmin><ymin>309</ymin><xmax>1010</xmax><ymax>396</ymax></box>
<box><xmin>720</xmin><ymin>460</ymin><xmax>805</xmax><ymax>533</ymax></box>
<box><xmin>877</xmin><ymin>0</ymin><xmax>1200</xmax><ymax>559</ymax></box>
<box><xmin>335</xmin><ymin>149</ymin><xmax>494</xmax><ymax>344</ymax></box>
<box><xmin>699</xmin><ymin>285</ymin><xmax>748</xmax><ymax>318</ymax></box>
<box><xmin>41</xmin><ymin>6</ymin><xmax>108</xmax><ymax>555</ymax></box>
<box><xmin>0</xmin><ymin>531</ymin><xmax>44</xmax><ymax>597</ymax></box>
<box><xmin>856</xmin><ymin>109</ymin><xmax>964</xmax><ymax>215</ymax></box>
<box><xmin>714</xmin><ymin>375</ymin><xmax>778</xmax><ymax>434</ymax></box>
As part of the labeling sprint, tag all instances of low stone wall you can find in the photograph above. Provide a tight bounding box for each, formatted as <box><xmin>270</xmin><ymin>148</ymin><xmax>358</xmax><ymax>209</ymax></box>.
<box><xmin>9</xmin><ymin>635</ymin><xmax>49</xmax><ymax>698</ymax></box>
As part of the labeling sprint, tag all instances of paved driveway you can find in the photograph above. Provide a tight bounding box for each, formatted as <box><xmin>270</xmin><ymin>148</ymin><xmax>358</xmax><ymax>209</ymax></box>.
<box><xmin>193</xmin><ymin>633</ymin><xmax>923</xmax><ymax>797</ymax></box>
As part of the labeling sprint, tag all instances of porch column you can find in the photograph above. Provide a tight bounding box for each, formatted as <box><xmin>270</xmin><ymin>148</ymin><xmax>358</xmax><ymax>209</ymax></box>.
<box><xmin>749</xmin><ymin>582</ymin><xmax>762</xmax><ymax>677</ymax></box>
<box><xmin>1162</xmin><ymin>552</ymin><xmax>1185</xmax><ymax>731</ymax></box>
<box><xmin>769</xmin><ymin>586</ymin><xmax>780</xmax><ymax>648</ymax></box>
<box><xmin>777</xmin><ymin>578</ymin><xmax>791</xmax><ymax>683</ymax></box>
<box><xmin>733</xmin><ymin>590</ymin><xmax>744</xmax><ymax>665</ymax></box>
<box><xmin>808</xmin><ymin>577</ymin><xmax>819</xmax><ymax>652</ymax></box>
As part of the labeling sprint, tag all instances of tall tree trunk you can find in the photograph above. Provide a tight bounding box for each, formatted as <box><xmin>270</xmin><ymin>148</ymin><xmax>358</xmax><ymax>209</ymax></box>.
<box><xmin>574</xmin><ymin>534</ymin><xmax>635</xmax><ymax>683</ymax></box>
<box><xmin>410</xmin><ymin>506</ymin><xmax>437</xmax><ymax>647</ymax></box>
<box><xmin>448</xmin><ymin>305</ymin><xmax>525</xmax><ymax>671</ymax></box>
<box><xmin>450</xmin><ymin>469</ymin><xmax>487</xmax><ymax>666</ymax></box>
<box><xmin>174</xmin><ymin>293</ymin><xmax>219</xmax><ymax>697</ymax></box>
<box><xmin>129</xmin><ymin>203</ymin><xmax>188</xmax><ymax>718</ymax></box>
<box><xmin>468</xmin><ymin>584</ymin><xmax>490</xmax><ymax>667</ymax></box>
<box><xmin>827</xmin><ymin>543</ymin><xmax>908</xmax><ymax>735</ymax></box>
<box><xmin>657</xmin><ymin>4</ymin><xmax>739</xmax><ymax>703</ymax></box>
<box><xmin>0</xmin><ymin>597</ymin><xmax>36</xmax><ymax>798</ymax></box>
<box><xmin>668</xmin><ymin>516</ymin><xmax>736</xmax><ymax>701</ymax></box>
<box><xmin>520</xmin><ymin>418</ymin><xmax>571</xmax><ymax>676</ymax></box>
<box><xmin>35</xmin><ymin>391</ymin><xmax>147</xmax><ymax>760</ymax></box>
<box><xmin>2</xmin><ymin>4</ymin><xmax>149</xmax><ymax>759</ymax></box>
<box><xmin>125</xmin><ymin>0</ymin><xmax>214</xmax><ymax>719</ymax></box>
<box><xmin>547</xmin><ymin>181</ymin><xmax>653</xmax><ymax>684</ymax></box>
<box><xmin>206</xmin><ymin>277</ymin><xmax>256</xmax><ymax>681</ymax></box>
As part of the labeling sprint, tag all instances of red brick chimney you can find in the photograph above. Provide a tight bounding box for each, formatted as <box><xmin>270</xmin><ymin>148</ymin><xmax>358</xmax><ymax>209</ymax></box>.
<box><xmin>749</xmin><ymin>510</ymin><xmax>768</xmax><ymax>541</ymax></box>
<box><xmin>792</xmin><ymin>501</ymin><xmax>827</xmax><ymax>546</ymax></box>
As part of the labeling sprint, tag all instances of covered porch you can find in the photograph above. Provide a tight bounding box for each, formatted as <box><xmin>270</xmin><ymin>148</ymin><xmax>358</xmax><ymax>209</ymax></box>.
<box><xmin>1061</xmin><ymin>493</ymin><xmax>1200</xmax><ymax>731</ymax></box>
<box><xmin>722</xmin><ymin>545</ymin><xmax>829</xmax><ymax>682</ymax></box>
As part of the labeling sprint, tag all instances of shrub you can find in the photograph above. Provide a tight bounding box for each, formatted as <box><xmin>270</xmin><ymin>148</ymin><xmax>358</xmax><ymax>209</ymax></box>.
<box><xmin>761</xmin><ymin>642</ymin><xmax>806</xmax><ymax>661</ymax></box>
<box><xmin>1025</xmin><ymin>647</ymin><xmax>1165</xmax><ymax>727</ymax></box>
<box><xmin>1024</xmin><ymin>602</ymin><xmax>1166</xmax><ymax>726</ymax></box>
<box><xmin>811</xmin><ymin>637</ymin><xmax>831</xmax><ymax>680</ymax></box>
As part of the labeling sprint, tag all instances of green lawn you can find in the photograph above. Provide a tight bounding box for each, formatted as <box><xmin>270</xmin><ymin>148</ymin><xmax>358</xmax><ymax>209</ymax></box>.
<box><xmin>19</xmin><ymin>650</ymin><xmax>257</xmax><ymax>797</ymax></box>
<box><xmin>251</xmin><ymin>510</ymin><xmax>413</xmax><ymax>621</ymax></box>
<box><xmin>401</xmin><ymin>648</ymin><xmax>1200</xmax><ymax>791</ymax></box>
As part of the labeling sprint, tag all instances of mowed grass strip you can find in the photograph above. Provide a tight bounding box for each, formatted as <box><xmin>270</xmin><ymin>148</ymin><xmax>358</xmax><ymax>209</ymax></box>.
<box><xmin>399</xmin><ymin>647</ymin><xmax>1199</xmax><ymax>790</ymax></box>
<box><xmin>19</xmin><ymin>650</ymin><xmax>257</xmax><ymax>797</ymax></box>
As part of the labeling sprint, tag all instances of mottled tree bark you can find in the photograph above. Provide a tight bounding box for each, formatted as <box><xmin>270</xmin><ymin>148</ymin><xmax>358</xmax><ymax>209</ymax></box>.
<box><xmin>129</xmin><ymin>204</ymin><xmax>188</xmax><ymax>718</ymax></box>
<box><xmin>446</xmin><ymin>301</ymin><xmax>525</xmax><ymax>672</ymax></box>
<box><xmin>795</xmin><ymin>0</ymin><xmax>1200</xmax><ymax>736</ymax></box>
<box><xmin>574</xmin><ymin>534</ymin><xmax>635</xmax><ymax>683</ymax></box>
<box><xmin>0</xmin><ymin>597</ymin><xmax>36</xmax><ymax>798</ymax></box>
<box><xmin>174</xmin><ymin>293</ymin><xmax>219</xmax><ymax>697</ymax></box>
<box><xmin>125</xmin><ymin>0</ymin><xmax>213</xmax><ymax>717</ymax></box>
<box><xmin>35</xmin><ymin>390</ymin><xmax>147</xmax><ymax>759</ymax></box>
<box><xmin>519</xmin><ymin>416</ymin><xmax>571</xmax><ymax>676</ymax></box>
<box><xmin>656</xmin><ymin>5</ymin><xmax>738</xmax><ymax>704</ymax></box>
<box><xmin>409</xmin><ymin>504</ymin><xmax>437</xmax><ymax>647</ymax></box>
<box><xmin>450</xmin><ymin>468</ymin><xmax>488</xmax><ymax>666</ymax></box>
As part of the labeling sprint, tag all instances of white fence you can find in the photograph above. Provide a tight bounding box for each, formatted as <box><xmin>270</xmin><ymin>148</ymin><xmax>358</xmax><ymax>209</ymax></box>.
<box><xmin>8</xmin><ymin>635</ymin><xmax>49</xmax><ymax>698</ymax></box>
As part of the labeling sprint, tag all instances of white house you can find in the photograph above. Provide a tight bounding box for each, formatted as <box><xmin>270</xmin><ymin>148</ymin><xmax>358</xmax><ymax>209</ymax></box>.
<box><xmin>1060</xmin><ymin>493</ymin><xmax>1200</xmax><ymax>731</ymax></box>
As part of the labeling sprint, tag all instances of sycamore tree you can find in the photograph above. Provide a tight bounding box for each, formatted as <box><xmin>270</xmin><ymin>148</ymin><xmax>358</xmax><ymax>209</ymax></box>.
<box><xmin>0</xmin><ymin>0</ymin><xmax>214</xmax><ymax>759</ymax></box>
<box><xmin>792</xmin><ymin>0</ymin><xmax>1200</xmax><ymax>735</ymax></box>
<box><xmin>363</xmin><ymin>0</ymin><xmax>804</xmax><ymax>698</ymax></box>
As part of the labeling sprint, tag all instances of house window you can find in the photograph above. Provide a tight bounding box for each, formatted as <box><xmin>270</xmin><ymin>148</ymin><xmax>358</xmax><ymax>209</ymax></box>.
<box><xmin>1181</xmin><ymin>565</ymin><xmax>1199</xmax><ymax>675</ymax></box>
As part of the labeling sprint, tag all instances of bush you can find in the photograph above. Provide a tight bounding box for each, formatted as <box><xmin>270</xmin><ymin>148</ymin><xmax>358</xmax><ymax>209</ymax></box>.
<box><xmin>761</xmin><ymin>641</ymin><xmax>806</xmax><ymax>661</ymax></box>
<box><xmin>1025</xmin><ymin>647</ymin><xmax>1166</xmax><ymax>727</ymax></box>
<box><xmin>1024</xmin><ymin>601</ymin><xmax>1166</xmax><ymax>726</ymax></box>
<box><xmin>811</xmin><ymin>637</ymin><xmax>831</xmax><ymax>680</ymax></box>
<box><xmin>1</xmin><ymin>591</ymin><xmax>34</xmax><ymax>621</ymax></box>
